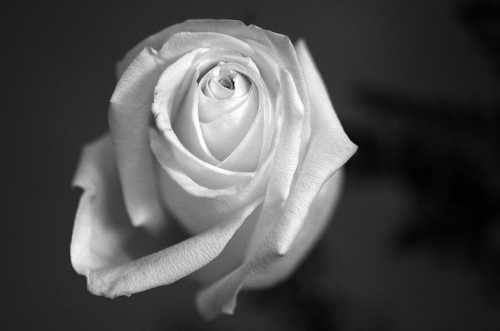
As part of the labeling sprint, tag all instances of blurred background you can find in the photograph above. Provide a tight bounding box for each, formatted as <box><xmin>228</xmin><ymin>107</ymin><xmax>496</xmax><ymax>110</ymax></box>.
<box><xmin>7</xmin><ymin>0</ymin><xmax>499</xmax><ymax>330</ymax></box>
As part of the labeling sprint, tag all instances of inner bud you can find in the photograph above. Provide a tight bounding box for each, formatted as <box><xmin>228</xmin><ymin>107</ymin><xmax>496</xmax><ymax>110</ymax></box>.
<box><xmin>200</xmin><ymin>63</ymin><xmax>251</xmax><ymax>100</ymax></box>
<box><xmin>218</xmin><ymin>76</ymin><xmax>235</xmax><ymax>90</ymax></box>
<box><xmin>193</xmin><ymin>60</ymin><xmax>260</xmax><ymax>165</ymax></box>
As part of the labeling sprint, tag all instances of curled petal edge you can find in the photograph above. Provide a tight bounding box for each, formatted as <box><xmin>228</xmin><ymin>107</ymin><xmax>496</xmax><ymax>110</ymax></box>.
<box><xmin>116</xmin><ymin>19</ymin><xmax>269</xmax><ymax>78</ymax></box>
<box><xmin>86</xmin><ymin>198</ymin><xmax>263</xmax><ymax>298</ymax></box>
<box><xmin>245</xmin><ymin>170</ymin><xmax>344</xmax><ymax>289</ymax></box>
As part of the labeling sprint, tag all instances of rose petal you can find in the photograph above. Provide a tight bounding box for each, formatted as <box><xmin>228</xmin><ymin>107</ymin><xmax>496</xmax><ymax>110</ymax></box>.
<box><xmin>216</xmin><ymin>99</ymin><xmax>264</xmax><ymax>172</ymax></box>
<box><xmin>201</xmin><ymin>84</ymin><xmax>258</xmax><ymax>162</ymax></box>
<box><xmin>195</xmin><ymin>43</ymin><xmax>358</xmax><ymax>318</ymax></box>
<box><xmin>263</xmin><ymin>31</ymin><xmax>309</xmax><ymax>109</ymax></box>
<box><xmin>199</xmin><ymin>92</ymin><xmax>249</xmax><ymax>123</ymax></box>
<box><xmin>159</xmin><ymin>32</ymin><xmax>253</xmax><ymax>60</ymax></box>
<box><xmin>152</xmin><ymin>129</ymin><xmax>260</xmax><ymax>234</ymax></box>
<box><xmin>153</xmin><ymin>48</ymin><xmax>221</xmax><ymax>166</ymax></box>
<box><xmin>86</xmin><ymin>198</ymin><xmax>262</xmax><ymax>298</ymax></box>
<box><xmin>172</xmin><ymin>72</ymin><xmax>219</xmax><ymax>165</ymax></box>
<box><xmin>243</xmin><ymin>39</ymin><xmax>281</xmax><ymax>100</ymax></box>
<box><xmin>245</xmin><ymin>170</ymin><xmax>343</xmax><ymax>288</ymax></box>
<box><xmin>151</xmin><ymin>131</ymin><xmax>275</xmax><ymax>234</ymax></box>
<box><xmin>261</xmin><ymin>31</ymin><xmax>312</xmax><ymax>161</ymax></box>
<box><xmin>116</xmin><ymin>20</ymin><xmax>266</xmax><ymax>78</ymax></box>
<box><xmin>265</xmin><ymin>39</ymin><xmax>356</xmax><ymax>254</ymax></box>
<box><xmin>150</xmin><ymin>129</ymin><xmax>251</xmax><ymax>191</ymax></box>
<box><xmin>190</xmin><ymin>204</ymin><xmax>262</xmax><ymax>285</ymax></box>
<box><xmin>109</xmin><ymin>48</ymin><xmax>168</xmax><ymax>233</ymax></box>
<box><xmin>70</xmin><ymin>135</ymin><xmax>169</xmax><ymax>275</ymax></box>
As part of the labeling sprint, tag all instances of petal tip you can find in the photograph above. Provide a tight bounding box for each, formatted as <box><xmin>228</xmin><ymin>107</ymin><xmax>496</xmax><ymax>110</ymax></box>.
<box><xmin>222</xmin><ymin>302</ymin><xmax>236</xmax><ymax>315</ymax></box>
<box><xmin>195</xmin><ymin>290</ymin><xmax>237</xmax><ymax>321</ymax></box>
<box><xmin>70</xmin><ymin>248</ymin><xmax>89</xmax><ymax>276</ymax></box>
<box><xmin>196</xmin><ymin>293</ymin><xmax>219</xmax><ymax>321</ymax></box>
<box><xmin>296</xmin><ymin>38</ymin><xmax>307</xmax><ymax>49</ymax></box>
<box><xmin>346</xmin><ymin>137</ymin><xmax>359</xmax><ymax>160</ymax></box>
<box><xmin>86</xmin><ymin>270</ymin><xmax>118</xmax><ymax>299</ymax></box>
<box><xmin>276</xmin><ymin>243</ymin><xmax>290</xmax><ymax>256</ymax></box>
<box><xmin>86</xmin><ymin>271</ymin><xmax>104</xmax><ymax>296</ymax></box>
<box><xmin>71</xmin><ymin>261</ymin><xmax>88</xmax><ymax>277</ymax></box>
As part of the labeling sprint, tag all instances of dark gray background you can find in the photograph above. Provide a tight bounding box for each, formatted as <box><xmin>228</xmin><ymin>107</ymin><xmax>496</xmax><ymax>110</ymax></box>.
<box><xmin>7</xmin><ymin>0</ymin><xmax>500</xmax><ymax>330</ymax></box>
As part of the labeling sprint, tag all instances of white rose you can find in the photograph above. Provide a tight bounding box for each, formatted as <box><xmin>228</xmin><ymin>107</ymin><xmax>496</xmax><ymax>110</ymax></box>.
<box><xmin>70</xmin><ymin>19</ymin><xmax>357</xmax><ymax>319</ymax></box>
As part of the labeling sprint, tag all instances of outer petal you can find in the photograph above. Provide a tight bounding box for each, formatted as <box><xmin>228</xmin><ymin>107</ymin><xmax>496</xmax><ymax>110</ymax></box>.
<box><xmin>116</xmin><ymin>20</ymin><xmax>264</xmax><ymax>78</ymax></box>
<box><xmin>270</xmin><ymin>40</ymin><xmax>358</xmax><ymax>253</ymax></box>
<box><xmin>195</xmin><ymin>42</ymin><xmax>358</xmax><ymax>319</ymax></box>
<box><xmin>159</xmin><ymin>32</ymin><xmax>253</xmax><ymax>60</ymax></box>
<box><xmin>87</xmin><ymin>199</ymin><xmax>262</xmax><ymax>298</ymax></box>
<box><xmin>245</xmin><ymin>170</ymin><xmax>344</xmax><ymax>288</ymax></box>
<box><xmin>260</xmin><ymin>30</ymin><xmax>312</xmax><ymax>159</ymax></box>
<box><xmin>70</xmin><ymin>135</ymin><xmax>166</xmax><ymax>275</ymax></box>
<box><xmin>109</xmin><ymin>48</ymin><xmax>167</xmax><ymax>233</ymax></box>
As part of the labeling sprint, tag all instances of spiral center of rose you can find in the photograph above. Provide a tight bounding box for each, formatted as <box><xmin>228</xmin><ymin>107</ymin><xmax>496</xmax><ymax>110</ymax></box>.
<box><xmin>158</xmin><ymin>56</ymin><xmax>262</xmax><ymax>172</ymax></box>
<box><xmin>188</xmin><ymin>61</ymin><xmax>260</xmax><ymax>167</ymax></box>
<box><xmin>200</xmin><ymin>64</ymin><xmax>251</xmax><ymax>101</ymax></box>
<box><xmin>218</xmin><ymin>76</ymin><xmax>234</xmax><ymax>90</ymax></box>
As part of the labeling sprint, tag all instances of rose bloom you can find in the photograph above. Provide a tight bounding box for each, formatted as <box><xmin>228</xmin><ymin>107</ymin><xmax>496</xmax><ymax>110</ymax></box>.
<box><xmin>70</xmin><ymin>19</ymin><xmax>357</xmax><ymax>318</ymax></box>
